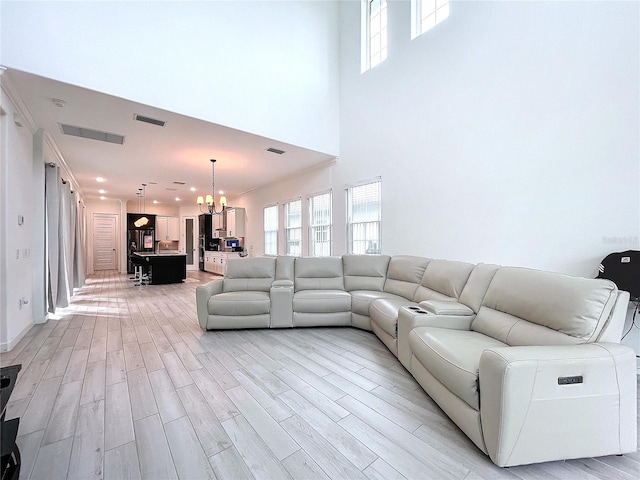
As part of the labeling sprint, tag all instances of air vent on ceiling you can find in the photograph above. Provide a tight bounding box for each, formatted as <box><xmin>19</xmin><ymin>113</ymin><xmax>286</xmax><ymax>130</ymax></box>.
<box><xmin>172</xmin><ymin>181</ymin><xmax>186</xmax><ymax>185</ymax></box>
<box><xmin>134</xmin><ymin>114</ymin><xmax>166</xmax><ymax>127</ymax></box>
<box><xmin>266</xmin><ymin>147</ymin><xmax>285</xmax><ymax>155</ymax></box>
<box><xmin>60</xmin><ymin>124</ymin><xmax>125</xmax><ymax>145</ymax></box>
<box><xmin>165</xmin><ymin>187</ymin><xmax>178</xmax><ymax>191</ymax></box>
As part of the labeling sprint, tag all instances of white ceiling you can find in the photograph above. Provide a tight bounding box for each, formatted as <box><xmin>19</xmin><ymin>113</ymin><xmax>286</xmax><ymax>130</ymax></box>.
<box><xmin>7</xmin><ymin>69</ymin><xmax>336</xmax><ymax>206</ymax></box>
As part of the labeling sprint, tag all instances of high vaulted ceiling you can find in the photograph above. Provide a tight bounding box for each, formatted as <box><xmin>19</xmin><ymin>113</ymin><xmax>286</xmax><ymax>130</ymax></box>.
<box><xmin>7</xmin><ymin>69</ymin><xmax>336</xmax><ymax>206</ymax></box>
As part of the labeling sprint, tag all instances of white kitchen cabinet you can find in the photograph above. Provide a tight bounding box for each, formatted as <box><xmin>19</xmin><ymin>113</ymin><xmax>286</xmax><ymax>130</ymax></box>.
<box><xmin>226</xmin><ymin>208</ymin><xmax>245</xmax><ymax>238</ymax></box>
<box><xmin>204</xmin><ymin>252</ymin><xmax>215</xmax><ymax>272</ymax></box>
<box><xmin>213</xmin><ymin>212</ymin><xmax>226</xmax><ymax>231</ymax></box>
<box><xmin>156</xmin><ymin>216</ymin><xmax>180</xmax><ymax>241</ymax></box>
<box><xmin>204</xmin><ymin>252</ymin><xmax>245</xmax><ymax>275</ymax></box>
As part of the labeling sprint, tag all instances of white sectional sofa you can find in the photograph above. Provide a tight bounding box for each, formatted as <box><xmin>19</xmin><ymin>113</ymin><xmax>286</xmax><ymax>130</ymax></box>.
<box><xmin>196</xmin><ymin>254</ymin><xmax>637</xmax><ymax>467</ymax></box>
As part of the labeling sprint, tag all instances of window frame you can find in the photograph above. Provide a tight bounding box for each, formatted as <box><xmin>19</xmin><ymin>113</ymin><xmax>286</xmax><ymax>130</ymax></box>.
<box><xmin>411</xmin><ymin>0</ymin><xmax>450</xmax><ymax>40</ymax></box>
<box><xmin>263</xmin><ymin>204</ymin><xmax>279</xmax><ymax>256</ymax></box>
<box><xmin>307</xmin><ymin>190</ymin><xmax>333</xmax><ymax>257</ymax></box>
<box><xmin>361</xmin><ymin>0</ymin><xmax>388</xmax><ymax>73</ymax></box>
<box><xmin>283</xmin><ymin>198</ymin><xmax>302</xmax><ymax>257</ymax></box>
<box><xmin>346</xmin><ymin>178</ymin><xmax>382</xmax><ymax>255</ymax></box>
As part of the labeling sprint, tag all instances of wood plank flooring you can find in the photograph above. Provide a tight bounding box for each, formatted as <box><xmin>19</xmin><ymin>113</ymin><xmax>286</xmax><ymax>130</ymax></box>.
<box><xmin>2</xmin><ymin>270</ymin><xmax>639</xmax><ymax>480</ymax></box>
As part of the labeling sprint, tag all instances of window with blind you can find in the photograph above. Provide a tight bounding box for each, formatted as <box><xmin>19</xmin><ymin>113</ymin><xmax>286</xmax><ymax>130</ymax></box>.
<box><xmin>347</xmin><ymin>180</ymin><xmax>382</xmax><ymax>255</ymax></box>
<box><xmin>284</xmin><ymin>199</ymin><xmax>302</xmax><ymax>256</ymax></box>
<box><xmin>264</xmin><ymin>205</ymin><xmax>278</xmax><ymax>256</ymax></box>
<box><xmin>362</xmin><ymin>0</ymin><xmax>388</xmax><ymax>72</ymax></box>
<box><xmin>412</xmin><ymin>0</ymin><xmax>449</xmax><ymax>39</ymax></box>
<box><xmin>308</xmin><ymin>192</ymin><xmax>332</xmax><ymax>257</ymax></box>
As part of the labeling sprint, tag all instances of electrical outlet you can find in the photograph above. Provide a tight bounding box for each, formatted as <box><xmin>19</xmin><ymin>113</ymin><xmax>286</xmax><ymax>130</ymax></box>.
<box><xmin>16</xmin><ymin>249</ymin><xmax>19</xmax><ymax>259</ymax></box>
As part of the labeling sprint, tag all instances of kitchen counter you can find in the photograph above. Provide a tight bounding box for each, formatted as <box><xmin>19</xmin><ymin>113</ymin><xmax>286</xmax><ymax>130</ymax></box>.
<box><xmin>133</xmin><ymin>252</ymin><xmax>186</xmax><ymax>284</ymax></box>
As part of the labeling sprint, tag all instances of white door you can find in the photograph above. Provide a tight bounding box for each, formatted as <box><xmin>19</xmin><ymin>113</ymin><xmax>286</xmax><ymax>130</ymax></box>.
<box><xmin>182</xmin><ymin>216</ymin><xmax>197</xmax><ymax>271</ymax></box>
<box><xmin>93</xmin><ymin>213</ymin><xmax>118</xmax><ymax>270</ymax></box>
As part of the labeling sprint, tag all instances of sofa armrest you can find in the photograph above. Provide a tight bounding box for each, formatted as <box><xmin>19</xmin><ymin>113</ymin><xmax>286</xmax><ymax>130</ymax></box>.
<box><xmin>270</xmin><ymin>281</ymin><xmax>294</xmax><ymax>328</ymax></box>
<box><xmin>418</xmin><ymin>300</ymin><xmax>474</xmax><ymax>316</ymax></box>
<box><xmin>479</xmin><ymin>343</ymin><xmax>637</xmax><ymax>467</ymax></box>
<box><xmin>397</xmin><ymin>306</ymin><xmax>474</xmax><ymax>369</ymax></box>
<box><xmin>196</xmin><ymin>279</ymin><xmax>224</xmax><ymax>329</ymax></box>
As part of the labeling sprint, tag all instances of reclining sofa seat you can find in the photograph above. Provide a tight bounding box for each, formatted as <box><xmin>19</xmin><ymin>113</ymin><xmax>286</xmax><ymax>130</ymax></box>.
<box><xmin>407</xmin><ymin>266</ymin><xmax>637</xmax><ymax>467</ymax></box>
<box><xmin>292</xmin><ymin>256</ymin><xmax>351</xmax><ymax>327</ymax></box>
<box><xmin>196</xmin><ymin>256</ymin><xmax>276</xmax><ymax>329</ymax></box>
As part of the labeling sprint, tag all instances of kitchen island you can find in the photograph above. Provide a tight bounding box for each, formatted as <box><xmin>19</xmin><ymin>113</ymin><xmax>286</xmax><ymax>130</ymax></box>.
<box><xmin>132</xmin><ymin>253</ymin><xmax>187</xmax><ymax>284</ymax></box>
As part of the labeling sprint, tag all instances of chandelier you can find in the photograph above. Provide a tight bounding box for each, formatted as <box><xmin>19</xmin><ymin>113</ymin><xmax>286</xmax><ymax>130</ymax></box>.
<box><xmin>197</xmin><ymin>159</ymin><xmax>227</xmax><ymax>215</ymax></box>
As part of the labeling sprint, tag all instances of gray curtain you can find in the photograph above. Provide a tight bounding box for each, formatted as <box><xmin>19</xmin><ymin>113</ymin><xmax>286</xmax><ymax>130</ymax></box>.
<box><xmin>45</xmin><ymin>165</ymin><xmax>60</xmax><ymax>312</ymax></box>
<box><xmin>45</xmin><ymin>164</ymin><xmax>86</xmax><ymax>313</ymax></box>
<box><xmin>74</xmin><ymin>195</ymin><xmax>86</xmax><ymax>288</ymax></box>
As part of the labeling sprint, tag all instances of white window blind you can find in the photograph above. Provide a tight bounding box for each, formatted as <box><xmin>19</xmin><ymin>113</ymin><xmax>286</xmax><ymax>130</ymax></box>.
<box><xmin>284</xmin><ymin>199</ymin><xmax>302</xmax><ymax>256</ymax></box>
<box><xmin>308</xmin><ymin>192</ymin><xmax>332</xmax><ymax>257</ymax></box>
<box><xmin>347</xmin><ymin>180</ymin><xmax>381</xmax><ymax>254</ymax></box>
<box><xmin>264</xmin><ymin>205</ymin><xmax>278</xmax><ymax>256</ymax></box>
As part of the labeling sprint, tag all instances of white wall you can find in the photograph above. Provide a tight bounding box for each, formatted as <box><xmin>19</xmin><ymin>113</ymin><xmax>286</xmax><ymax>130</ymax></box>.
<box><xmin>0</xmin><ymin>0</ymin><xmax>341</xmax><ymax>155</ymax></box>
<box><xmin>336</xmin><ymin>0</ymin><xmax>640</xmax><ymax>276</ymax></box>
<box><xmin>0</xmin><ymin>80</ymin><xmax>36</xmax><ymax>350</ymax></box>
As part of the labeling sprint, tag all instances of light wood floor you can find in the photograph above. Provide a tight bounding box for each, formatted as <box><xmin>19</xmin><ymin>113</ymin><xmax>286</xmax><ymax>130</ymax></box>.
<box><xmin>2</xmin><ymin>270</ymin><xmax>639</xmax><ymax>480</ymax></box>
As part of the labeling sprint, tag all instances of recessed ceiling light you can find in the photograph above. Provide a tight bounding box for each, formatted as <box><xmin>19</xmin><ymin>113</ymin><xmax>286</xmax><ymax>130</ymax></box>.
<box><xmin>153</xmin><ymin>200</ymin><xmax>159</xmax><ymax>204</ymax></box>
<box><xmin>100</xmin><ymin>196</ymin><xmax>106</xmax><ymax>200</ymax></box>
<box><xmin>98</xmin><ymin>189</ymin><xmax>105</xmax><ymax>194</ymax></box>
<box><xmin>218</xmin><ymin>190</ymin><xmax>224</xmax><ymax>195</ymax></box>
<box><xmin>175</xmin><ymin>197</ymin><xmax>181</xmax><ymax>201</ymax></box>
<box><xmin>96</xmin><ymin>177</ymin><xmax>105</xmax><ymax>182</ymax></box>
<box><xmin>190</xmin><ymin>187</ymin><xmax>196</xmax><ymax>192</ymax></box>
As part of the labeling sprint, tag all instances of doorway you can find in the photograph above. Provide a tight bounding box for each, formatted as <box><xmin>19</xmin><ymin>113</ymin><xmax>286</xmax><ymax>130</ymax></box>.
<box><xmin>93</xmin><ymin>213</ymin><xmax>118</xmax><ymax>271</ymax></box>
<box><xmin>183</xmin><ymin>216</ymin><xmax>197</xmax><ymax>271</ymax></box>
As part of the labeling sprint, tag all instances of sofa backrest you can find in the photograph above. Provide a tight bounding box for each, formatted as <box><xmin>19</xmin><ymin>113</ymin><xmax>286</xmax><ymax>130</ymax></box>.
<box><xmin>343</xmin><ymin>254</ymin><xmax>391</xmax><ymax>292</ymax></box>
<box><xmin>471</xmin><ymin>267</ymin><xmax>618</xmax><ymax>345</ymax></box>
<box><xmin>458</xmin><ymin>263</ymin><xmax>500</xmax><ymax>313</ymax></box>
<box><xmin>414</xmin><ymin>259</ymin><xmax>475</xmax><ymax>303</ymax></box>
<box><xmin>223</xmin><ymin>257</ymin><xmax>276</xmax><ymax>292</ymax></box>
<box><xmin>383</xmin><ymin>256</ymin><xmax>430</xmax><ymax>299</ymax></box>
<box><xmin>294</xmin><ymin>257</ymin><xmax>345</xmax><ymax>292</ymax></box>
<box><xmin>276</xmin><ymin>255</ymin><xmax>295</xmax><ymax>282</ymax></box>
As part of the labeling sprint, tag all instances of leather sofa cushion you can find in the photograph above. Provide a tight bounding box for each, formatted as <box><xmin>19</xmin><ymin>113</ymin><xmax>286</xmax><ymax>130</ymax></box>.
<box><xmin>472</xmin><ymin>267</ymin><xmax>618</xmax><ymax>345</ymax></box>
<box><xmin>351</xmin><ymin>291</ymin><xmax>405</xmax><ymax>316</ymax></box>
<box><xmin>384</xmin><ymin>255</ymin><xmax>430</xmax><ymax>299</ymax></box>
<box><xmin>295</xmin><ymin>257</ymin><xmax>345</xmax><ymax>292</ymax></box>
<box><xmin>293</xmin><ymin>290</ymin><xmax>351</xmax><ymax>313</ymax></box>
<box><xmin>370</xmin><ymin>295</ymin><xmax>417</xmax><ymax>338</ymax></box>
<box><xmin>208</xmin><ymin>291</ymin><xmax>271</xmax><ymax>316</ymax></box>
<box><xmin>409</xmin><ymin>327</ymin><xmax>507</xmax><ymax>410</ymax></box>
<box><xmin>414</xmin><ymin>259</ymin><xmax>475</xmax><ymax>303</ymax></box>
<box><xmin>343</xmin><ymin>254</ymin><xmax>391</xmax><ymax>291</ymax></box>
<box><xmin>223</xmin><ymin>257</ymin><xmax>275</xmax><ymax>293</ymax></box>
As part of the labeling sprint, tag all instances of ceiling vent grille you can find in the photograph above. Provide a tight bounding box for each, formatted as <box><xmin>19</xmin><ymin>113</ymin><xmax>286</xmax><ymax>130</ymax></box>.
<box><xmin>60</xmin><ymin>123</ymin><xmax>125</xmax><ymax>145</ymax></box>
<box><xmin>266</xmin><ymin>147</ymin><xmax>285</xmax><ymax>155</ymax></box>
<box><xmin>134</xmin><ymin>114</ymin><xmax>166</xmax><ymax>127</ymax></box>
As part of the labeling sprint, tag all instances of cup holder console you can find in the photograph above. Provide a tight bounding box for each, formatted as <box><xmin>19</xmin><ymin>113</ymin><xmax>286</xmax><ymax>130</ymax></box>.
<box><xmin>407</xmin><ymin>306</ymin><xmax>428</xmax><ymax>314</ymax></box>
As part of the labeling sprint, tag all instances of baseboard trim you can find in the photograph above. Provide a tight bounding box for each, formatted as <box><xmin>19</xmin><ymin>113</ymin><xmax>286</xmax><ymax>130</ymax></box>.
<box><xmin>0</xmin><ymin>321</ymin><xmax>35</xmax><ymax>353</ymax></box>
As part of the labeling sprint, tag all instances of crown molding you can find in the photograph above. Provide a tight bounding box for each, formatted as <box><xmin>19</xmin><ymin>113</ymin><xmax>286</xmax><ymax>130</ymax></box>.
<box><xmin>0</xmin><ymin>70</ymin><xmax>37</xmax><ymax>133</ymax></box>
